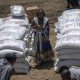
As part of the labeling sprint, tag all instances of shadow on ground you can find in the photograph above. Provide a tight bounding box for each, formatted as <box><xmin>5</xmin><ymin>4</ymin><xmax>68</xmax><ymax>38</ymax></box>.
<box><xmin>34</xmin><ymin>60</ymin><xmax>55</xmax><ymax>70</ymax></box>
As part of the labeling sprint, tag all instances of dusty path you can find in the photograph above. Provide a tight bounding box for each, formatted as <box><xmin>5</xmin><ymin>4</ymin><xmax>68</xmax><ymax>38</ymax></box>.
<box><xmin>0</xmin><ymin>0</ymin><xmax>67</xmax><ymax>80</ymax></box>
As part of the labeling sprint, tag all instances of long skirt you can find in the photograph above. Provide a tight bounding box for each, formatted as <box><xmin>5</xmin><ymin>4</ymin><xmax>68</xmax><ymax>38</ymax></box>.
<box><xmin>33</xmin><ymin>31</ymin><xmax>54</xmax><ymax>64</ymax></box>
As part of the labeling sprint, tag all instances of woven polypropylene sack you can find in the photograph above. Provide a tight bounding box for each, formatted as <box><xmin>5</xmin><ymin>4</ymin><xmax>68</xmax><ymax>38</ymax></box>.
<box><xmin>54</xmin><ymin>59</ymin><xmax>80</xmax><ymax>72</ymax></box>
<box><xmin>0</xmin><ymin>40</ymin><xmax>27</xmax><ymax>52</ymax></box>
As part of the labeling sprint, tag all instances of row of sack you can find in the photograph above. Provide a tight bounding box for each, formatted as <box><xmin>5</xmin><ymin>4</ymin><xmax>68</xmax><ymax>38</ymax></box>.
<box><xmin>0</xmin><ymin>5</ymin><xmax>32</xmax><ymax>73</ymax></box>
<box><xmin>55</xmin><ymin>9</ymin><xmax>80</xmax><ymax>35</ymax></box>
<box><xmin>58</xmin><ymin>9</ymin><xmax>80</xmax><ymax>20</ymax></box>
<box><xmin>0</xmin><ymin>5</ymin><xmax>30</xmax><ymax>27</ymax></box>
<box><xmin>0</xmin><ymin>5</ymin><xmax>32</xmax><ymax>53</ymax></box>
<box><xmin>0</xmin><ymin>25</ymin><xmax>30</xmax><ymax>40</ymax></box>
<box><xmin>55</xmin><ymin>23</ymin><xmax>80</xmax><ymax>38</ymax></box>
<box><xmin>55</xmin><ymin>9</ymin><xmax>80</xmax><ymax>40</ymax></box>
<box><xmin>54</xmin><ymin>9</ymin><xmax>80</xmax><ymax>72</ymax></box>
<box><xmin>55</xmin><ymin>9</ymin><xmax>80</xmax><ymax>56</ymax></box>
<box><xmin>54</xmin><ymin>59</ymin><xmax>80</xmax><ymax>72</ymax></box>
<box><xmin>0</xmin><ymin>20</ymin><xmax>30</xmax><ymax>54</ymax></box>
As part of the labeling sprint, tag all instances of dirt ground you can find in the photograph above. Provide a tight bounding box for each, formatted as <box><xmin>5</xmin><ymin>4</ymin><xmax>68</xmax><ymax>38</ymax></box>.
<box><xmin>0</xmin><ymin>0</ymin><xmax>67</xmax><ymax>80</ymax></box>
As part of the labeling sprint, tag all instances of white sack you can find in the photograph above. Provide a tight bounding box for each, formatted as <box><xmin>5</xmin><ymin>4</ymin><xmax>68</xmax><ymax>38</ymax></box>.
<box><xmin>58</xmin><ymin>32</ymin><xmax>80</xmax><ymax>39</ymax></box>
<box><xmin>58</xmin><ymin>21</ymin><xmax>80</xmax><ymax>28</ymax></box>
<box><xmin>14</xmin><ymin>62</ymin><xmax>30</xmax><ymax>73</ymax></box>
<box><xmin>0</xmin><ymin>32</ymin><xmax>24</xmax><ymax>40</ymax></box>
<box><xmin>0</xmin><ymin>40</ymin><xmax>26</xmax><ymax>52</ymax></box>
<box><xmin>4</xmin><ymin>18</ymin><xmax>29</xmax><ymax>26</ymax></box>
<box><xmin>61</xmin><ymin>28</ymin><xmax>80</xmax><ymax>35</ymax></box>
<box><xmin>54</xmin><ymin>59</ymin><xmax>80</xmax><ymax>72</ymax></box>
<box><xmin>10</xmin><ymin>5</ymin><xmax>25</xmax><ymax>17</ymax></box>
<box><xmin>14</xmin><ymin>62</ymin><xmax>29</xmax><ymax>68</ymax></box>
<box><xmin>0</xmin><ymin>49</ymin><xmax>24</xmax><ymax>57</ymax></box>
<box><xmin>1</xmin><ymin>26</ymin><xmax>30</xmax><ymax>34</ymax></box>
<box><xmin>63</xmin><ymin>9</ymin><xmax>80</xmax><ymax>15</ymax></box>
<box><xmin>57</xmin><ymin>52</ymin><xmax>80</xmax><ymax>59</ymax></box>
<box><xmin>0</xmin><ymin>18</ymin><xmax>4</xmax><ymax>25</ymax></box>
<box><xmin>14</xmin><ymin>68</ymin><xmax>29</xmax><ymax>74</ymax></box>
<box><xmin>55</xmin><ymin>36</ymin><xmax>80</xmax><ymax>51</ymax></box>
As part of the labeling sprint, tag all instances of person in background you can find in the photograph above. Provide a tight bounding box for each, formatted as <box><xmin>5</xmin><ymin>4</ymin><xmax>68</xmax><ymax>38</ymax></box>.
<box><xmin>0</xmin><ymin>53</ymin><xmax>17</xmax><ymax>80</ymax></box>
<box><xmin>31</xmin><ymin>9</ymin><xmax>54</xmax><ymax>64</ymax></box>
<box><xmin>59</xmin><ymin>66</ymin><xmax>80</xmax><ymax>80</ymax></box>
<box><xmin>67</xmin><ymin>0</ymin><xmax>79</xmax><ymax>9</ymax></box>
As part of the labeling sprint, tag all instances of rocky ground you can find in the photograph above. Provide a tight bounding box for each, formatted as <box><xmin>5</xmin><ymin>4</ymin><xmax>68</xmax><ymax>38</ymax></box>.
<box><xmin>0</xmin><ymin>0</ymin><xmax>67</xmax><ymax>80</ymax></box>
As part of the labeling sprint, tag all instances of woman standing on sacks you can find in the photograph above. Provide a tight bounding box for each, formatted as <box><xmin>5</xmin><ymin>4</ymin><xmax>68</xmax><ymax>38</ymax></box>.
<box><xmin>31</xmin><ymin>9</ymin><xmax>54</xmax><ymax>65</ymax></box>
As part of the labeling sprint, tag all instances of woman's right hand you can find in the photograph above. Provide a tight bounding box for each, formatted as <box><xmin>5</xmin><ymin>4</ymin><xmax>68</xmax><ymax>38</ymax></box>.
<box><xmin>32</xmin><ymin>25</ymin><xmax>38</xmax><ymax>29</ymax></box>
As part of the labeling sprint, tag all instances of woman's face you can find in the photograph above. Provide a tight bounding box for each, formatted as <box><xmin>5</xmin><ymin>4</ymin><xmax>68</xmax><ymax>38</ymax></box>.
<box><xmin>37</xmin><ymin>12</ymin><xmax>44</xmax><ymax>19</ymax></box>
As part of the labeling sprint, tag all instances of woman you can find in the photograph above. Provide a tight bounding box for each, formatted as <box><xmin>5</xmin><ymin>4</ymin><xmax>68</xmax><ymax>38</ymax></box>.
<box><xmin>59</xmin><ymin>66</ymin><xmax>80</xmax><ymax>80</ymax></box>
<box><xmin>0</xmin><ymin>53</ymin><xmax>17</xmax><ymax>80</ymax></box>
<box><xmin>67</xmin><ymin>0</ymin><xmax>79</xmax><ymax>9</ymax></box>
<box><xmin>31</xmin><ymin>9</ymin><xmax>54</xmax><ymax>64</ymax></box>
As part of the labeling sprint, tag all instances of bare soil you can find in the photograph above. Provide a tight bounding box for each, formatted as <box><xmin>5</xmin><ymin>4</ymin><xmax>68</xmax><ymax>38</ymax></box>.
<box><xmin>0</xmin><ymin>0</ymin><xmax>67</xmax><ymax>80</ymax></box>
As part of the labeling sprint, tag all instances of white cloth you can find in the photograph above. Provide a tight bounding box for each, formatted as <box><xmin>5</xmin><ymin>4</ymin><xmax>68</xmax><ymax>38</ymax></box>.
<box><xmin>70</xmin><ymin>66</ymin><xmax>80</xmax><ymax>80</ymax></box>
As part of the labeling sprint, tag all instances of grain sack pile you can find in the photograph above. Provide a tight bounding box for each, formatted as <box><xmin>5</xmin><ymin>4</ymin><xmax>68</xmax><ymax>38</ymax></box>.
<box><xmin>0</xmin><ymin>5</ymin><xmax>32</xmax><ymax>74</ymax></box>
<box><xmin>54</xmin><ymin>9</ymin><xmax>80</xmax><ymax>72</ymax></box>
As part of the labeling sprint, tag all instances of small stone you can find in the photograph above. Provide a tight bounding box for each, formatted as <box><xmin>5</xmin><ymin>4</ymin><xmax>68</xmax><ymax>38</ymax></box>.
<box><xmin>45</xmin><ymin>78</ymin><xmax>49</xmax><ymax>80</ymax></box>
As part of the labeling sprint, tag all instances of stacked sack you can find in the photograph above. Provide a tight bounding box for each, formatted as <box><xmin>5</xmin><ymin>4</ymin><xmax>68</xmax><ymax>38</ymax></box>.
<box><xmin>54</xmin><ymin>9</ymin><xmax>80</xmax><ymax>72</ymax></box>
<box><xmin>0</xmin><ymin>5</ymin><xmax>31</xmax><ymax>74</ymax></box>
